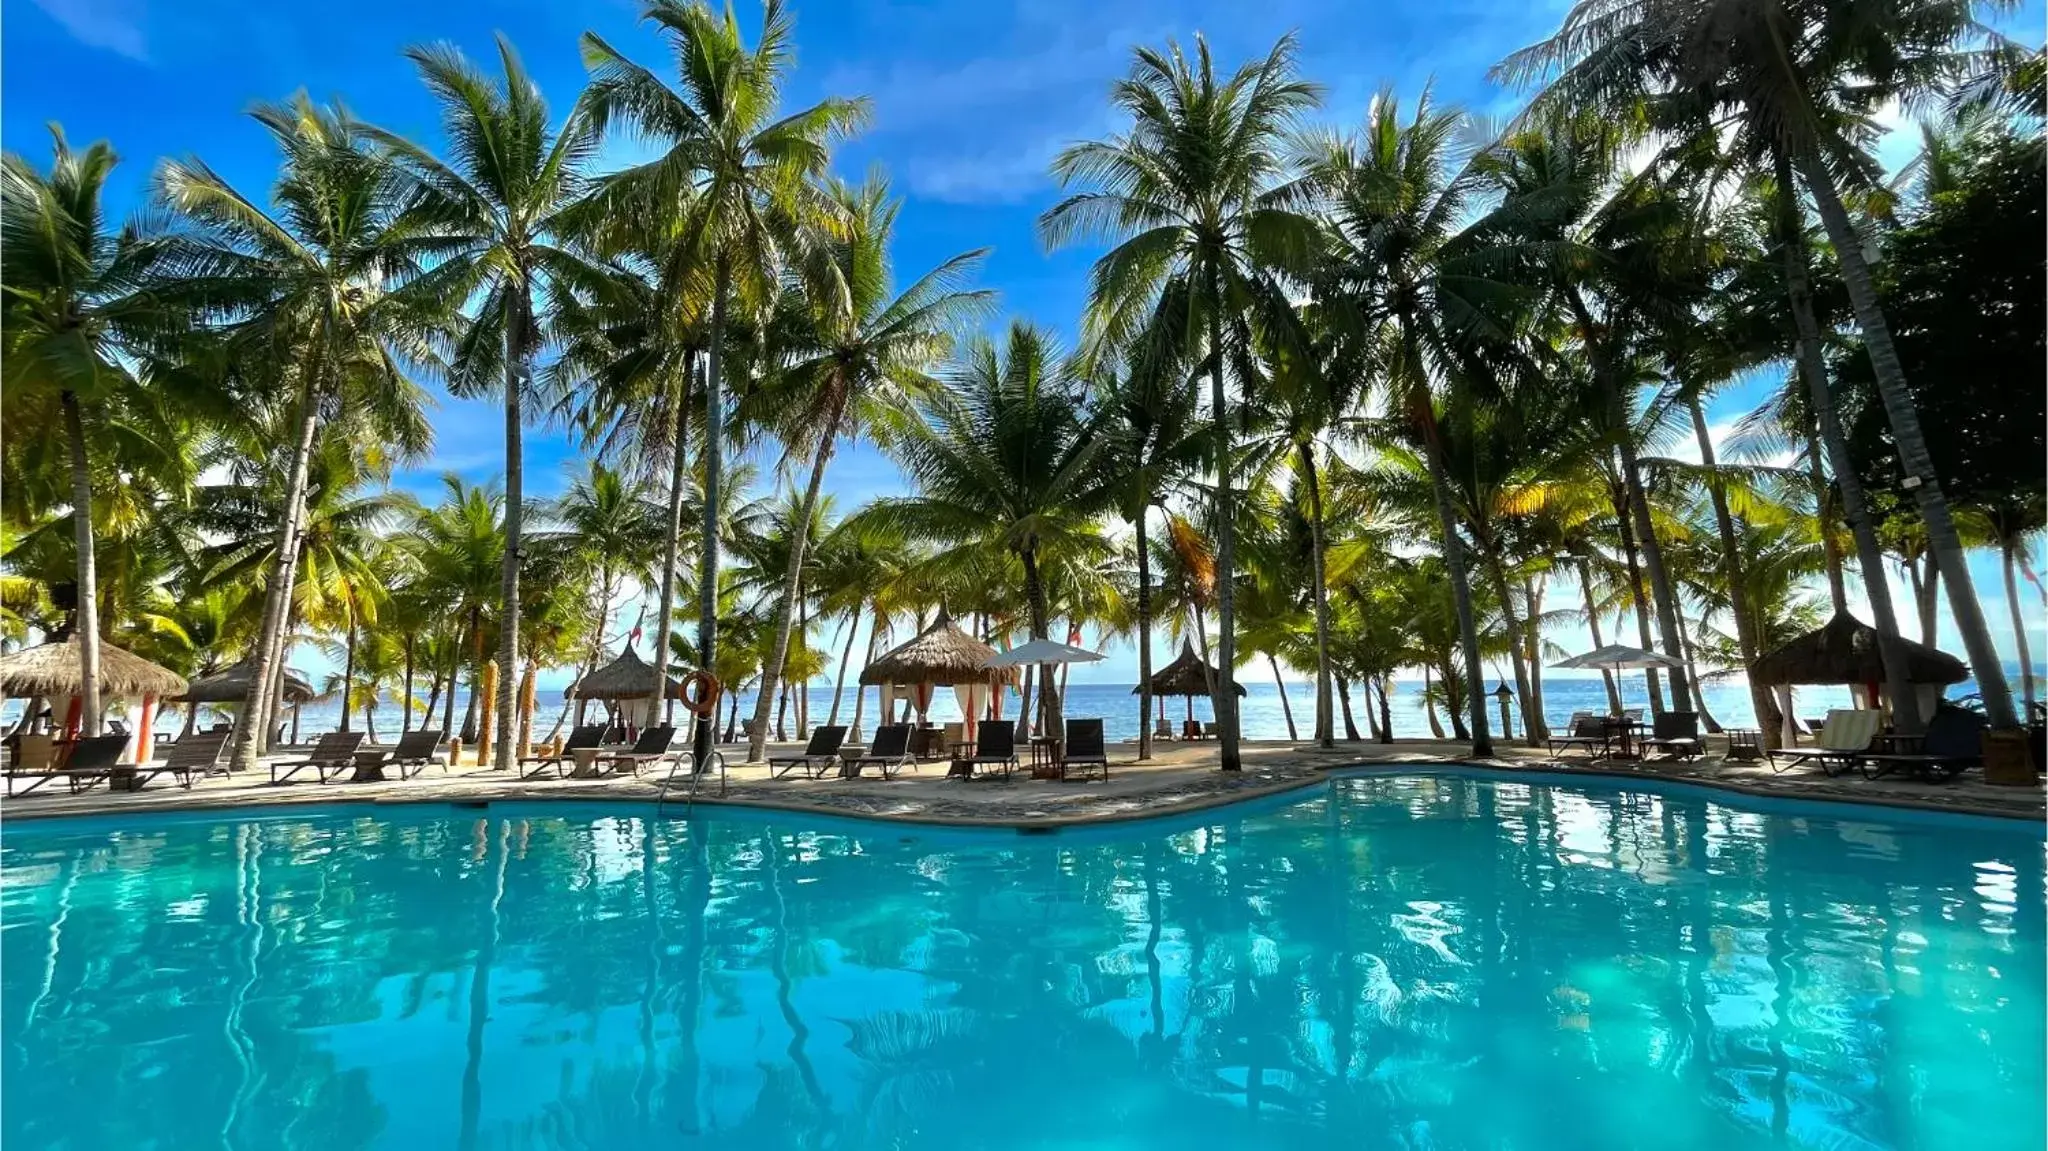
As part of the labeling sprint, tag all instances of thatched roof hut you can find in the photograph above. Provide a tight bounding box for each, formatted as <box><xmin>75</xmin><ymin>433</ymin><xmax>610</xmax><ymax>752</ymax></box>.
<box><xmin>172</xmin><ymin>659</ymin><xmax>316</xmax><ymax>704</ymax></box>
<box><xmin>567</xmin><ymin>646</ymin><xmax>681</xmax><ymax>700</ymax></box>
<box><xmin>0</xmin><ymin>636</ymin><xmax>187</xmax><ymax>699</ymax></box>
<box><xmin>860</xmin><ymin>609</ymin><xmax>1016</xmax><ymax>687</ymax></box>
<box><xmin>1134</xmin><ymin>640</ymin><xmax>1244</xmax><ymax>697</ymax></box>
<box><xmin>1750</xmin><ymin>611</ymin><xmax>1969</xmax><ymax>686</ymax></box>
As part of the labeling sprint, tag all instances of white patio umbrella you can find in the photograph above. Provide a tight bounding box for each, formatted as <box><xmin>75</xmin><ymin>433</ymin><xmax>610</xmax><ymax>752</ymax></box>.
<box><xmin>985</xmin><ymin>638</ymin><xmax>1105</xmax><ymax>739</ymax></box>
<box><xmin>1552</xmin><ymin>644</ymin><xmax>1685</xmax><ymax>717</ymax></box>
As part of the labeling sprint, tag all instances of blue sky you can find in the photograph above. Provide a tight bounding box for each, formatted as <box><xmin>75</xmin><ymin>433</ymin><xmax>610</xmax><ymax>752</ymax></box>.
<box><xmin>9</xmin><ymin>0</ymin><xmax>2043</xmax><ymax>688</ymax></box>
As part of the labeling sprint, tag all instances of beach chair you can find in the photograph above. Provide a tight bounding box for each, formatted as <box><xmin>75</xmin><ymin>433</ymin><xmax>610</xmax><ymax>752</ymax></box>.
<box><xmin>963</xmin><ymin>720</ymin><xmax>1020</xmax><ymax>779</ymax></box>
<box><xmin>270</xmin><ymin>731</ymin><xmax>368</xmax><ymax>785</ymax></box>
<box><xmin>1642</xmin><ymin>711</ymin><xmax>1703</xmax><ymax>760</ymax></box>
<box><xmin>521</xmin><ymin>723</ymin><xmax>611</xmax><ymax>779</ymax></box>
<box><xmin>388</xmin><ymin>729</ymin><xmax>447</xmax><ymax>777</ymax></box>
<box><xmin>1855</xmin><ymin>705</ymin><xmax>1986</xmax><ymax>782</ymax></box>
<box><xmin>1201</xmin><ymin>721</ymin><xmax>1219</xmax><ymax>740</ymax></box>
<box><xmin>5</xmin><ymin>734</ymin><xmax>127</xmax><ymax>796</ymax></box>
<box><xmin>769</xmin><ymin>725</ymin><xmax>847</xmax><ymax>779</ymax></box>
<box><xmin>1547</xmin><ymin>715</ymin><xmax>1612</xmax><ymax>760</ymax></box>
<box><xmin>146</xmin><ymin>729</ymin><xmax>230</xmax><ymax>789</ymax></box>
<box><xmin>845</xmin><ymin>723</ymin><xmax>915</xmax><ymax>779</ymax></box>
<box><xmin>597</xmin><ymin>725</ymin><xmax>683</xmax><ymax>777</ymax></box>
<box><xmin>1061</xmin><ymin>718</ymin><xmax>1109</xmax><ymax>781</ymax></box>
<box><xmin>1768</xmin><ymin>709</ymin><xmax>1881</xmax><ymax>777</ymax></box>
<box><xmin>1154</xmin><ymin>716</ymin><xmax>1174</xmax><ymax>740</ymax></box>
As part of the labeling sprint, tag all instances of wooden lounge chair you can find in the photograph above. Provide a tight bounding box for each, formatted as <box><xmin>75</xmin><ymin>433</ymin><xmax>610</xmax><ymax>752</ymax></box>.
<box><xmin>1856</xmin><ymin>705</ymin><xmax>1986</xmax><ymax>782</ymax></box>
<box><xmin>769</xmin><ymin>725</ymin><xmax>847</xmax><ymax>779</ymax></box>
<box><xmin>1768</xmin><ymin>709</ymin><xmax>1881</xmax><ymax>777</ymax></box>
<box><xmin>141</xmin><ymin>729</ymin><xmax>230</xmax><ymax>789</ymax></box>
<box><xmin>958</xmin><ymin>720</ymin><xmax>1019</xmax><ymax>779</ymax></box>
<box><xmin>521</xmin><ymin>723</ymin><xmax>611</xmax><ymax>779</ymax></box>
<box><xmin>388</xmin><ymin>729</ymin><xmax>446</xmax><ymax>777</ymax></box>
<box><xmin>1547</xmin><ymin>715</ymin><xmax>1612</xmax><ymax>760</ymax></box>
<box><xmin>597</xmin><ymin>725</ymin><xmax>682</xmax><ymax>777</ymax></box>
<box><xmin>845</xmin><ymin>723</ymin><xmax>915</xmax><ymax>779</ymax></box>
<box><xmin>1642</xmin><ymin>711</ymin><xmax>1703</xmax><ymax>760</ymax></box>
<box><xmin>270</xmin><ymin>731</ymin><xmax>368</xmax><ymax>785</ymax></box>
<box><xmin>1060</xmin><ymin>718</ymin><xmax>1109</xmax><ymax>781</ymax></box>
<box><xmin>6</xmin><ymin>735</ymin><xmax>128</xmax><ymax>796</ymax></box>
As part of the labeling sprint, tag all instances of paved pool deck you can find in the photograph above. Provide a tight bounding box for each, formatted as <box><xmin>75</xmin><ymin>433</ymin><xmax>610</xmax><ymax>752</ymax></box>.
<box><xmin>4</xmin><ymin>734</ymin><xmax>2041</xmax><ymax>828</ymax></box>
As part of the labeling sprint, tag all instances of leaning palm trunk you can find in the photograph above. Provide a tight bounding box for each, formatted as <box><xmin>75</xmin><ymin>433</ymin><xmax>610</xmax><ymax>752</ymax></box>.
<box><xmin>1482</xmin><ymin>556</ymin><xmax>1537</xmax><ymax>744</ymax></box>
<box><xmin>1417</xmin><ymin>393</ymin><xmax>1493</xmax><ymax>756</ymax></box>
<box><xmin>1774</xmin><ymin>149</ymin><xmax>1923</xmax><ymax>731</ymax></box>
<box><xmin>692</xmin><ymin>260</ymin><xmax>732</xmax><ymax>766</ymax></box>
<box><xmin>1135</xmin><ymin>500</ymin><xmax>1155</xmax><ymax>760</ymax></box>
<box><xmin>1795</xmin><ymin>151</ymin><xmax>2019</xmax><ymax>729</ymax></box>
<box><xmin>231</xmin><ymin>384</ymin><xmax>322</xmax><ymax>773</ymax></box>
<box><xmin>1296</xmin><ymin>442</ymin><xmax>1335</xmax><ymax>748</ymax></box>
<box><xmin>1611</xmin><ymin>481</ymin><xmax>1668</xmax><ymax>713</ymax></box>
<box><xmin>648</xmin><ymin>350</ymin><xmax>695</xmax><ymax>732</ymax></box>
<box><xmin>748</xmin><ymin>400</ymin><xmax>844</xmax><ymax>762</ymax></box>
<box><xmin>826</xmin><ymin>605</ymin><xmax>860</xmax><ymax>726</ymax></box>
<box><xmin>1522</xmin><ymin>576</ymin><xmax>1550</xmax><ymax>737</ymax></box>
<box><xmin>1268</xmin><ymin>654</ymin><xmax>1298</xmax><ymax>740</ymax></box>
<box><xmin>1617</xmin><ymin>436</ymin><xmax>1694</xmax><ymax>710</ymax></box>
<box><xmin>60</xmin><ymin>392</ymin><xmax>103</xmax><ymax>737</ymax></box>
<box><xmin>495</xmin><ymin>293</ymin><xmax>530</xmax><ymax>773</ymax></box>
<box><xmin>2003</xmin><ymin>541</ymin><xmax>2036</xmax><ymax>713</ymax></box>
<box><xmin>1804</xmin><ymin>420</ymin><xmax>1851</xmax><ymax>613</ymax></box>
<box><xmin>1577</xmin><ymin>558</ymin><xmax>1625</xmax><ymax>714</ymax></box>
<box><xmin>1020</xmin><ymin>547</ymin><xmax>1061</xmax><ymax>741</ymax></box>
<box><xmin>1688</xmin><ymin>394</ymin><xmax>1782</xmax><ymax>746</ymax></box>
<box><xmin>1205</xmin><ymin>279</ymin><xmax>1243</xmax><ymax>770</ymax></box>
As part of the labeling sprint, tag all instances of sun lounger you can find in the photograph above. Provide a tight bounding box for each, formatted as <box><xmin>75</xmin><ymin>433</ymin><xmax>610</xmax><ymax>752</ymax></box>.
<box><xmin>521</xmin><ymin>723</ymin><xmax>612</xmax><ymax>779</ymax></box>
<box><xmin>596</xmin><ymin>725</ymin><xmax>683</xmax><ymax>777</ymax></box>
<box><xmin>1855</xmin><ymin>705</ymin><xmax>1986</xmax><ymax>782</ymax></box>
<box><xmin>389</xmin><ymin>729</ymin><xmax>446</xmax><ymax>777</ymax></box>
<box><xmin>1060</xmin><ymin>718</ymin><xmax>1109</xmax><ymax>781</ymax></box>
<box><xmin>270</xmin><ymin>731</ymin><xmax>368</xmax><ymax>785</ymax></box>
<box><xmin>959</xmin><ymin>720</ymin><xmax>1019</xmax><ymax>779</ymax></box>
<box><xmin>5</xmin><ymin>734</ymin><xmax>128</xmax><ymax>796</ymax></box>
<box><xmin>1642</xmin><ymin>711</ymin><xmax>1703</xmax><ymax>760</ymax></box>
<box><xmin>845</xmin><ymin>723</ymin><xmax>915</xmax><ymax>779</ymax></box>
<box><xmin>1769</xmin><ymin>709</ymin><xmax>1881</xmax><ymax>777</ymax></box>
<box><xmin>142</xmin><ymin>729</ymin><xmax>230</xmax><ymax>789</ymax></box>
<box><xmin>769</xmin><ymin>725</ymin><xmax>847</xmax><ymax>779</ymax></box>
<box><xmin>1547</xmin><ymin>715</ymin><xmax>1612</xmax><ymax>759</ymax></box>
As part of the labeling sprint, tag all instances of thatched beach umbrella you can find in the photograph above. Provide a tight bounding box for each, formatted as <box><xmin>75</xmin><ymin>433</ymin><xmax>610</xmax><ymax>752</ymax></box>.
<box><xmin>1134</xmin><ymin>639</ymin><xmax>1244</xmax><ymax>733</ymax></box>
<box><xmin>173</xmin><ymin>659</ymin><xmax>317</xmax><ymax>704</ymax></box>
<box><xmin>860</xmin><ymin>610</ymin><xmax>1015</xmax><ymax>727</ymax></box>
<box><xmin>567</xmin><ymin>646</ymin><xmax>682</xmax><ymax>701</ymax></box>
<box><xmin>1750</xmin><ymin>612</ymin><xmax>1969</xmax><ymax>686</ymax></box>
<box><xmin>0</xmin><ymin>636</ymin><xmax>187</xmax><ymax>753</ymax></box>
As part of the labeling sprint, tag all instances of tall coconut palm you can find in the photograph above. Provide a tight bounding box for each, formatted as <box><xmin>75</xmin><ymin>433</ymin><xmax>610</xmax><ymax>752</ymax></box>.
<box><xmin>157</xmin><ymin>95</ymin><xmax>440</xmax><ymax>771</ymax></box>
<box><xmin>371</xmin><ymin>35</ymin><xmax>603</xmax><ymax>771</ymax></box>
<box><xmin>2</xmin><ymin>128</ymin><xmax>181</xmax><ymax>736</ymax></box>
<box><xmin>401</xmin><ymin>476</ymin><xmax>507</xmax><ymax>742</ymax></box>
<box><xmin>1304</xmin><ymin>90</ymin><xmax>1509</xmax><ymax>756</ymax></box>
<box><xmin>851</xmin><ymin>321</ymin><xmax>1114</xmax><ymax>739</ymax></box>
<box><xmin>1496</xmin><ymin>0</ymin><xmax>2018</xmax><ymax>726</ymax></box>
<box><xmin>542</xmin><ymin>462</ymin><xmax>664</xmax><ymax>726</ymax></box>
<box><xmin>738</xmin><ymin>177</ymin><xmax>990</xmax><ymax>762</ymax></box>
<box><xmin>580</xmin><ymin>0</ymin><xmax>868</xmax><ymax>763</ymax></box>
<box><xmin>1040</xmin><ymin>33</ymin><xmax>1322</xmax><ymax>770</ymax></box>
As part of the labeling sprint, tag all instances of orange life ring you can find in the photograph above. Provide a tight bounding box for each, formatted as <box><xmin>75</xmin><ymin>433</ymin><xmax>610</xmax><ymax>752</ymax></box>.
<box><xmin>681</xmin><ymin>670</ymin><xmax>721</xmax><ymax>718</ymax></box>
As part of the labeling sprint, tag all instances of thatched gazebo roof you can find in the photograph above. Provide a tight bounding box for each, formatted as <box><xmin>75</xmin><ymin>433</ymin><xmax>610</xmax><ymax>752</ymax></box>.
<box><xmin>172</xmin><ymin>659</ymin><xmax>316</xmax><ymax>704</ymax></box>
<box><xmin>567</xmin><ymin>646</ymin><xmax>682</xmax><ymax>700</ymax></box>
<box><xmin>1750</xmin><ymin>611</ymin><xmax>1969</xmax><ymax>686</ymax></box>
<box><xmin>0</xmin><ymin>636</ymin><xmax>187</xmax><ymax>699</ymax></box>
<box><xmin>860</xmin><ymin>609</ymin><xmax>1016</xmax><ymax>687</ymax></box>
<box><xmin>1134</xmin><ymin>640</ymin><xmax>1244</xmax><ymax>698</ymax></box>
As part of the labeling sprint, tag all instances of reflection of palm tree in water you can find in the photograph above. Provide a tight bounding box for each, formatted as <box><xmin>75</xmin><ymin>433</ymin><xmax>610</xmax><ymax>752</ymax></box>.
<box><xmin>459</xmin><ymin>818</ymin><xmax>510</xmax><ymax>1151</ymax></box>
<box><xmin>763</xmin><ymin>831</ymin><xmax>828</xmax><ymax>1117</ymax></box>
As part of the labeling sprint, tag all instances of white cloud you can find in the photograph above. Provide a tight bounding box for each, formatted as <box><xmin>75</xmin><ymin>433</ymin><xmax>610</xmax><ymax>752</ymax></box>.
<box><xmin>30</xmin><ymin>0</ymin><xmax>148</xmax><ymax>61</ymax></box>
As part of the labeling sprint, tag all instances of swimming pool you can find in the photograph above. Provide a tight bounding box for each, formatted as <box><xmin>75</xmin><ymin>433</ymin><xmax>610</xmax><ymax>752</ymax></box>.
<box><xmin>4</xmin><ymin>773</ymin><xmax>2042</xmax><ymax>1150</ymax></box>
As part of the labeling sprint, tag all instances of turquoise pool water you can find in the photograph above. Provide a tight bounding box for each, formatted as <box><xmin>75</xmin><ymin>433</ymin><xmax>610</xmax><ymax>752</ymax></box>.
<box><xmin>3</xmin><ymin>775</ymin><xmax>2042</xmax><ymax>1150</ymax></box>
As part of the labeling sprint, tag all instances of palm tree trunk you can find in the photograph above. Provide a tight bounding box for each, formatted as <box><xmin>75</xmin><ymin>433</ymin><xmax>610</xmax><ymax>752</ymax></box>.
<box><xmin>1688</xmin><ymin>393</ymin><xmax>1782</xmax><ymax>747</ymax></box>
<box><xmin>1020</xmin><ymin>546</ymin><xmax>1060</xmax><ymax>743</ymax></box>
<box><xmin>1483</xmin><ymin>553</ymin><xmax>1538</xmax><ymax>744</ymax></box>
<box><xmin>1578</xmin><ymin>558</ymin><xmax>1625</xmax><ymax>714</ymax></box>
<box><xmin>1267</xmin><ymin>653</ymin><xmax>1298</xmax><ymax>741</ymax></box>
<box><xmin>1337</xmin><ymin>674</ymin><xmax>1362</xmax><ymax>740</ymax></box>
<box><xmin>2004</xmin><ymin>541</ymin><xmax>2036</xmax><ymax>713</ymax></box>
<box><xmin>850</xmin><ymin>612</ymin><xmax>881</xmax><ymax>739</ymax></box>
<box><xmin>339</xmin><ymin>620</ymin><xmax>357</xmax><ymax>733</ymax></box>
<box><xmin>231</xmin><ymin>382</ymin><xmax>321</xmax><ymax>773</ymax></box>
<box><xmin>1612</xmin><ymin>481</ymin><xmax>1668</xmax><ymax>713</ymax></box>
<box><xmin>1674</xmin><ymin>607</ymin><xmax>1720</xmax><ymax>732</ymax></box>
<box><xmin>1796</xmin><ymin>150</ymin><xmax>2018</xmax><ymax>729</ymax></box>
<box><xmin>1296</xmin><ymin>442</ymin><xmax>1336</xmax><ymax>748</ymax></box>
<box><xmin>693</xmin><ymin>259</ymin><xmax>732</xmax><ymax>767</ymax></box>
<box><xmin>1910</xmin><ymin>556</ymin><xmax>1941</xmax><ymax>645</ymax></box>
<box><xmin>494</xmin><ymin>292</ymin><xmax>527</xmax><ymax>774</ymax></box>
<box><xmin>442</xmin><ymin>626</ymin><xmax>463</xmax><ymax>742</ymax></box>
<box><xmin>748</xmin><ymin>402</ymin><xmax>842</xmax><ymax>762</ymax></box>
<box><xmin>1205</xmin><ymin>266</ymin><xmax>1242</xmax><ymax>769</ymax></box>
<box><xmin>1415</xmin><ymin>388</ymin><xmax>1493</xmax><ymax>756</ymax></box>
<box><xmin>1774</xmin><ymin>148</ymin><xmax>1925</xmax><ymax>731</ymax></box>
<box><xmin>577</xmin><ymin>563</ymin><xmax>615</xmax><ymax>729</ymax></box>
<box><xmin>1135</xmin><ymin>501</ymin><xmax>1154</xmax><ymax>761</ymax></box>
<box><xmin>1803</xmin><ymin>421</ymin><xmax>1851</xmax><ymax>612</ymax></box>
<box><xmin>402</xmin><ymin>634</ymin><xmax>416</xmax><ymax>734</ymax></box>
<box><xmin>649</xmin><ymin>351</ymin><xmax>695</xmax><ymax>732</ymax></box>
<box><xmin>1422</xmin><ymin>665</ymin><xmax>1445</xmax><ymax>739</ymax></box>
<box><xmin>827</xmin><ymin>604</ymin><xmax>860</xmax><ymax>726</ymax></box>
<box><xmin>1522</xmin><ymin>575</ymin><xmax>1550</xmax><ymax>738</ymax></box>
<box><xmin>60</xmin><ymin>391</ymin><xmax>102</xmax><ymax>738</ymax></box>
<box><xmin>1612</xmin><ymin>404</ymin><xmax>1694</xmax><ymax>713</ymax></box>
<box><xmin>1376</xmin><ymin>676</ymin><xmax>1394</xmax><ymax>743</ymax></box>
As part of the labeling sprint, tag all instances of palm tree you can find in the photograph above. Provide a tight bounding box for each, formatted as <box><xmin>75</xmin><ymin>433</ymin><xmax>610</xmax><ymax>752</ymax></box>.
<box><xmin>1497</xmin><ymin>0</ymin><xmax>2019</xmax><ymax>726</ymax></box>
<box><xmin>401</xmin><ymin>476</ymin><xmax>506</xmax><ymax>742</ymax></box>
<box><xmin>581</xmin><ymin>0</ymin><xmax>868</xmax><ymax>762</ymax></box>
<box><xmin>372</xmin><ymin>35</ymin><xmax>602</xmax><ymax>771</ymax></box>
<box><xmin>1040</xmin><ymin>33</ymin><xmax>1322</xmax><ymax>771</ymax></box>
<box><xmin>543</xmin><ymin>462</ymin><xmax>664</xmax><ymax>725</ymax></box>
<box><xmin>852</xmin><ymin>321</ymin><xmax>1113</xmax><ymax>738</ymax></box>
<box><xmin>1305</xmin><ymin>90</ymin><xmax>1507</xmax><ymax>756</ymax></box>
<box><xmin>157</xmin><ymin>95</ymin><xmax>440</xmax><ymax>771</ymax></box>
<box><xmin>738</xmin><ymin>177</ymin><xmax>990</xmax><ymax>762</ymax></box>
<box><xmin>2</xmin><ymin>128</ymin><xmax>181</xmax><ymax>736</ymax></box>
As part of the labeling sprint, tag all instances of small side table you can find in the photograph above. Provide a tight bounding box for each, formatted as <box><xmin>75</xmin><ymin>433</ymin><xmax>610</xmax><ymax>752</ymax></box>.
<box><xmin>350</xmin><ymin>750</ymin><xmax>392</xmax><ymax>782</ymax></box>
<box><xmin>569</xmin><ymin>747</ymin><xmax>605</xmax><ymax>779</ymax></box>
<box><xmin>1724</xmin><ymin>728</ymin><xmax>1763</xmax><ymax>762</ymax></box>
<box><xmin>1029</xmin><ymin>737</ymin><xmax>1061</xmax><ymax>779</ymax></box>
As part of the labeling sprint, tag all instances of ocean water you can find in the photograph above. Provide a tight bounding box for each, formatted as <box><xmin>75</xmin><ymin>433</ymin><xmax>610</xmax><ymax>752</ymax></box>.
<box><xmin>3</xmin><ymin>775</ymin><xmax>2041</xmax><ymax>1150</ymax></box>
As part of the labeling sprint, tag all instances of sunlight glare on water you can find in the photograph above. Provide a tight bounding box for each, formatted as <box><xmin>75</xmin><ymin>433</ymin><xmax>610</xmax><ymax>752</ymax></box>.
<box><xmin>2</xmin><ymin>776</ymin><xmax>2042</xmax><ymax>1150</ymax></box>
